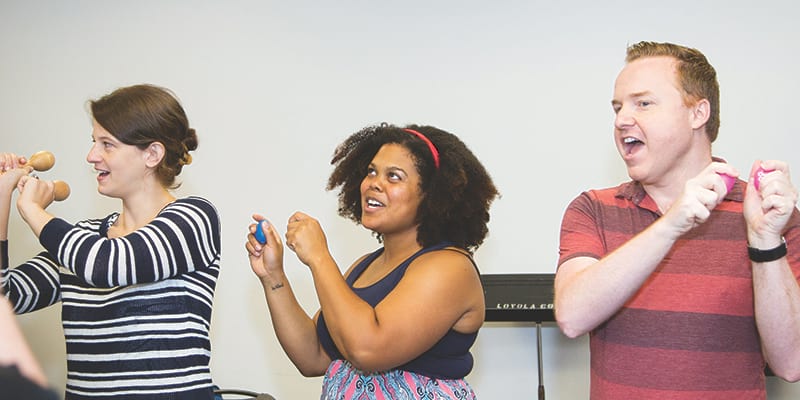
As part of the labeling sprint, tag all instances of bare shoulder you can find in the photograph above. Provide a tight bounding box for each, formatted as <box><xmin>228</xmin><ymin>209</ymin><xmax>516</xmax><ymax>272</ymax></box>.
<box><xmin>405</xmin><ymin>247</ymin><xmax>479</xmax><ymax>282</ymax></box>
<box><xmin>404</xmin><ymin>247</ymin><xmax>484</xmax><ymax>332</ymax></box>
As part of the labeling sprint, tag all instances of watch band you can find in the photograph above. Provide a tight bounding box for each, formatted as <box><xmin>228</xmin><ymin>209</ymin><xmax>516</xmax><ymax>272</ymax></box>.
<box><xmin>748</xmin><ymin>241</ymin><xmax>788</xmax><ymax>263</ymax></box>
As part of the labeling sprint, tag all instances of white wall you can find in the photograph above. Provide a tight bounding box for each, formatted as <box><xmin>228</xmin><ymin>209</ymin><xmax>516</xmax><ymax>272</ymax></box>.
<box><xmin>2</xmin><ymin>1</ymin><xmax>799</xmax><ymax>398</ymax></box>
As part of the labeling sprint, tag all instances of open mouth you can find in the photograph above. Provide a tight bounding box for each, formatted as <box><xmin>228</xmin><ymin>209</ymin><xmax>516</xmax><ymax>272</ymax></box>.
<box><xmin>622</xmin><ymin>137</ymin><xmax>644</xmax><ymax>155</ymax></box>
<box><xmin>365</xmin><ymin>198</ymin><xmax>384</xmax><ymax>209</ymax></box>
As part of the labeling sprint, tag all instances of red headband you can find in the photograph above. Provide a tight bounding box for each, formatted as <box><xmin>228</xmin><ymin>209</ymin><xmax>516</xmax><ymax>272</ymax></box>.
<box><xmin>403</xmin><ymin>128</ymin><xmax>440</xmax><ymax>168</ymax></box>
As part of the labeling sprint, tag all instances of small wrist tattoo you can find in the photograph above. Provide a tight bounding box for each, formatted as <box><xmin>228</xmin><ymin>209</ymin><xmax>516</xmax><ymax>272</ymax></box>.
<box><xmin>270</xmin><ymin>282</ymin><xmax>285</xmax><ymax>291</ymax></box>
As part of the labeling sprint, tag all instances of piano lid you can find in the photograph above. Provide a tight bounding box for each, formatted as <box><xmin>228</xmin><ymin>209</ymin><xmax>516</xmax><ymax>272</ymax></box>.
<box><xmin>481</xmin><ymin>273</ymin><xmax>555</xmax><ymax>322</ymax></box>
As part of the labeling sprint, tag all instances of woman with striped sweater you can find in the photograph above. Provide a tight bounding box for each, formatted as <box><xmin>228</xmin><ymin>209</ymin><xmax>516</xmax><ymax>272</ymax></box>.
<box><xmin>1</xmin><ymin>84</ymin><xmax>221</xmax><ymax>399</ymax></box>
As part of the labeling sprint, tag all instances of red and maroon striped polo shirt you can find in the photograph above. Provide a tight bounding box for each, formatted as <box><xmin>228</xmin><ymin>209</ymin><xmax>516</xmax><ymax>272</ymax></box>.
<box><xmin>558</xmin><ymin>180</ymin><xmax>800</xmax><ymax>400</ymax></box>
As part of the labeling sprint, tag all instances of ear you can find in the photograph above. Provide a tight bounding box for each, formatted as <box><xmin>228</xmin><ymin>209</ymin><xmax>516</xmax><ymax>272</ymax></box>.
<box><xmin>143</xmin><ymin>142</ymin><xmax>166</xmax><ymax>168</ymax></box>
<box><xmin>690</xmin><ymin>98</ymin><xmax>711</xmax><ymax>130</ymax></box>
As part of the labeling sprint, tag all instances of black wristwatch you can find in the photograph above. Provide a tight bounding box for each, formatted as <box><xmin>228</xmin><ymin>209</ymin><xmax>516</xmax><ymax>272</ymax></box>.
<box><xmin>747</xmin><ymin>241</ymin><xmax>788</xmax><ymax>263</ymax></box>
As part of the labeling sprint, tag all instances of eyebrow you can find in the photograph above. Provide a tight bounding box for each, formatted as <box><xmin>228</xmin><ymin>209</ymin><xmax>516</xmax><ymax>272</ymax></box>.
<box><xmin>92</xmin><ymin>132</ymin><xmax>119</xmax><ymax>143</ymax></box>
<box><xmin>611</xmin><ymin>90</ymin><xmax>653</xmax><ymax>105</ymax></box>
<box><xmin>628</xmin><ymin>91</ymin><xmax>652</xmax><ymax>98</ymax></box>
<box><xmin>370</xmin><ymin>162</ymin><xmax>408</xmax><ymax>176</ymax></box>
<box><xmin>385</xmin><ymin>165</ymin><xmax>407</xmax><ymax>175</ymax></box>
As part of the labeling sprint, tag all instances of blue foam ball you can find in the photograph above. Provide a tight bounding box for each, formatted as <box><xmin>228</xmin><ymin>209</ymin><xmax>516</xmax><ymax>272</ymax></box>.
<box><xmin>255</xmin><ymin>221</ymin><xmax>267</xmax><ymax>244</ymax></box>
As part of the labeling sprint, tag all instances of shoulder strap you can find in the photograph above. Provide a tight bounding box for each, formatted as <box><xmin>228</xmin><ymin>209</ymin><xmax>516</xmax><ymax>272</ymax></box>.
<box><xmin>345</xmin><ymin>248</ymin><xmax>384</xmax><ymax>285</ymax></box>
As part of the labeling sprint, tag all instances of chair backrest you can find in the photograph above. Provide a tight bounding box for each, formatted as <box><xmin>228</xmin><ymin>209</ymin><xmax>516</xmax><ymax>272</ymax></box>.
<box><xmin>214</xmin><ymin>388</ymin><xmax>276</xmax><ymax>400</ymax></box>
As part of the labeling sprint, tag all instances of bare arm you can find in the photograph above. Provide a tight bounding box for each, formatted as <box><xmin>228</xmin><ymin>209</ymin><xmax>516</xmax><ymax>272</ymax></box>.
<box><xmin>555</xmin><ymin>218</ymin><xmax>680</xmax><ymax>338</ymax></box>
<box><xmin>287</xmin><ymin>212</ymin><xmax>484</xmax><ymax>372</ymax></box>
<box><xmin>0</xmin><ymin>153</ymin><xmax>32</xmax><ymax>240</ymax></box>
<box><xmin>556</xmin><ymin>163</ymin><xmax>735</xmax><ymax>337</ymax></box>
<box><xmin>314</xmin><ymin>250</ymin><xmax>482</xmax><ymax>372</ymax></box>
<box><xmin>246</xmin><ymin>217</ymin><xmax>331</xmax><ymax>376</ymax></box>
<box><xmin>744</xmin><ymin>160</ymin><xmax>800</xmax><ymax>381</ymax></box>
<box><xmin>0</xmin><ymin>295</ymin><xmax>48</xmax><ymax>387</ymax></box>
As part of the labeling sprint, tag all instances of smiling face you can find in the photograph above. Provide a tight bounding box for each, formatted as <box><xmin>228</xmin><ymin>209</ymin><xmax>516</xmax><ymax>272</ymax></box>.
<box><xmin>611</xmin><ymin>56</ymin><xmax>706</xmax><ymax>186</ymax></box>
<box><xmin>359</xmin><ymin>143</ymin><xmax>424</xmax><ymax>238</ymax></box>
<box><xmin>86</xmin><ymin>120</ymin><xmax>152</xmax><ymax>199</ymax></box>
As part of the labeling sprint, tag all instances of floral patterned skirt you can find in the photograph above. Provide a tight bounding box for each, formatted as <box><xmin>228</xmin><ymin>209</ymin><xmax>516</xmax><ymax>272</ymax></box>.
<box><xmin>321</xmin><ymin>359</ymin><xmax>477</xmax><ymax>400</ymax></box>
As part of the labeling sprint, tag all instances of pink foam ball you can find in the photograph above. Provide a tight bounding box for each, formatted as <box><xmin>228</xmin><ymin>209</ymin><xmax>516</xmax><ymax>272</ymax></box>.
<box><xmin>754</xmin><ymin>167</ymin><xmax>773</xmax><ymax>191</ymax></box>
<box><xmin>718</xmin><ymin>173</ymin><xmax>736</xmax><ymax>194</ymax></box>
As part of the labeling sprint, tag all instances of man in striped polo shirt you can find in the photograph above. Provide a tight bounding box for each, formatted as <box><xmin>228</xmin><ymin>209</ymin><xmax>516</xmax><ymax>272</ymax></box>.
<box><xmin>554</xmin><ymin>41</ymin><xmax>800</xmax><ymax>399</ymax></box>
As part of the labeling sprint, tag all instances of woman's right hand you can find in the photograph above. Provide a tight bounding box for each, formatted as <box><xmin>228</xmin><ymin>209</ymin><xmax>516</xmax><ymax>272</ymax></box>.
<box><xmin>245</xmin><ymin>214</ymin><xmax>285</xmax><ymax>281</ymax></box>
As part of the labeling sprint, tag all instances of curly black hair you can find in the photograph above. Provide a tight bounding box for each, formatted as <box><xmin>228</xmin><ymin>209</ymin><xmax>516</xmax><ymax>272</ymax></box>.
<box><xmin>327</xmin><ymin>123</ymin><xmax>499</xmax><ymax>253</ymax></box>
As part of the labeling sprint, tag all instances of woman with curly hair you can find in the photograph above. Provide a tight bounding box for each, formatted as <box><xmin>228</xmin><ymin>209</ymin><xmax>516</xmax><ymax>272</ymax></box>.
<box><xmin>246</xmin><ymin>123</ymin><xmax>498</xmax><ymax>399</ymax></box>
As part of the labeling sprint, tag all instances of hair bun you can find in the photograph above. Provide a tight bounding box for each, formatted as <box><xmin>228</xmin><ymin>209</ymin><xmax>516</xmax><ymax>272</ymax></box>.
<box><xmin>184</xmin><ymin>128</ymin><xmax>198</xmax><ymax>152</ymax></box>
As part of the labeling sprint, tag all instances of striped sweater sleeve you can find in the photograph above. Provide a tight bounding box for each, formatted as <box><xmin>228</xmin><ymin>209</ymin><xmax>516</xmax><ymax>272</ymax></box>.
<box><xmin>1</xmin><ymin>240</ymin><xmax>62</xmax><ymax>314</ymax></box>
<box><xmin>38</xmin><ymin>197</ymin><xmax>221</xmax><ymax>288</ymax></box>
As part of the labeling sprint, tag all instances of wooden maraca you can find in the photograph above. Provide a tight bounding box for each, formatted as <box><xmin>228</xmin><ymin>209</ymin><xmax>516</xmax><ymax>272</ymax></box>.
<box><xmin>26</xmin><ymin>151</ymin><xmax>70</xmax><ymax>201</ymax></box>
<box><xmin>27</xmin><ymin>151</ymin><xmax>56</xmax><ymax>172</ymax></box>
<box><xmin>53</xmin><ymin>180</ymin><xmax>70</xmax><ymax>201</ymax></box>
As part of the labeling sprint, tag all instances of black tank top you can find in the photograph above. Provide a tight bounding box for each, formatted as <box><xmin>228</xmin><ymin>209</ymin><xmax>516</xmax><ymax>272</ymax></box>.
<box><xmin>316</xmin><ymin>242</ymin><xmax>480</xmax><ymax>379</ymax></box>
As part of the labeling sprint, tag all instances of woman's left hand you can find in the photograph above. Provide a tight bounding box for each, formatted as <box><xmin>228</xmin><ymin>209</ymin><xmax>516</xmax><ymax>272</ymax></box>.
<box><xmin>285</xmin><ymin>211</ymin><xmax>331</xmax><ymax>268</ymax></box>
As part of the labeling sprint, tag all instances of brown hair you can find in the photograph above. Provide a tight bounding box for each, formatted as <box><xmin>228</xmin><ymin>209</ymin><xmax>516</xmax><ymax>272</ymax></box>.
<box><xmin>626</xmin><ymin>41</ymin><xmax>720</xmax><ymax>142</ymax></box>
<box><xmin>90</xmin><ymin>84</ymin><xmax>197</xmax><ymax>188</ymax></box>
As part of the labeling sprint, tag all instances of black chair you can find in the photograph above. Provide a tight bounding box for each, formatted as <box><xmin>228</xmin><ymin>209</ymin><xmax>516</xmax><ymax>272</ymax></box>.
<box><xmin>214</xmin><ymin>388</ymin><xmax>277</xmax><ymax>400</ymax></box>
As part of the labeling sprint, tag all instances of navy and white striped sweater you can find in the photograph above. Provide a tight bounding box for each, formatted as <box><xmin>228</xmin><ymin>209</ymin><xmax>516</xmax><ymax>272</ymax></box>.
<box><xmin>1</xmin><ymin>196</ymin><xmax>221</xmax><ymax>399</ymax></box>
